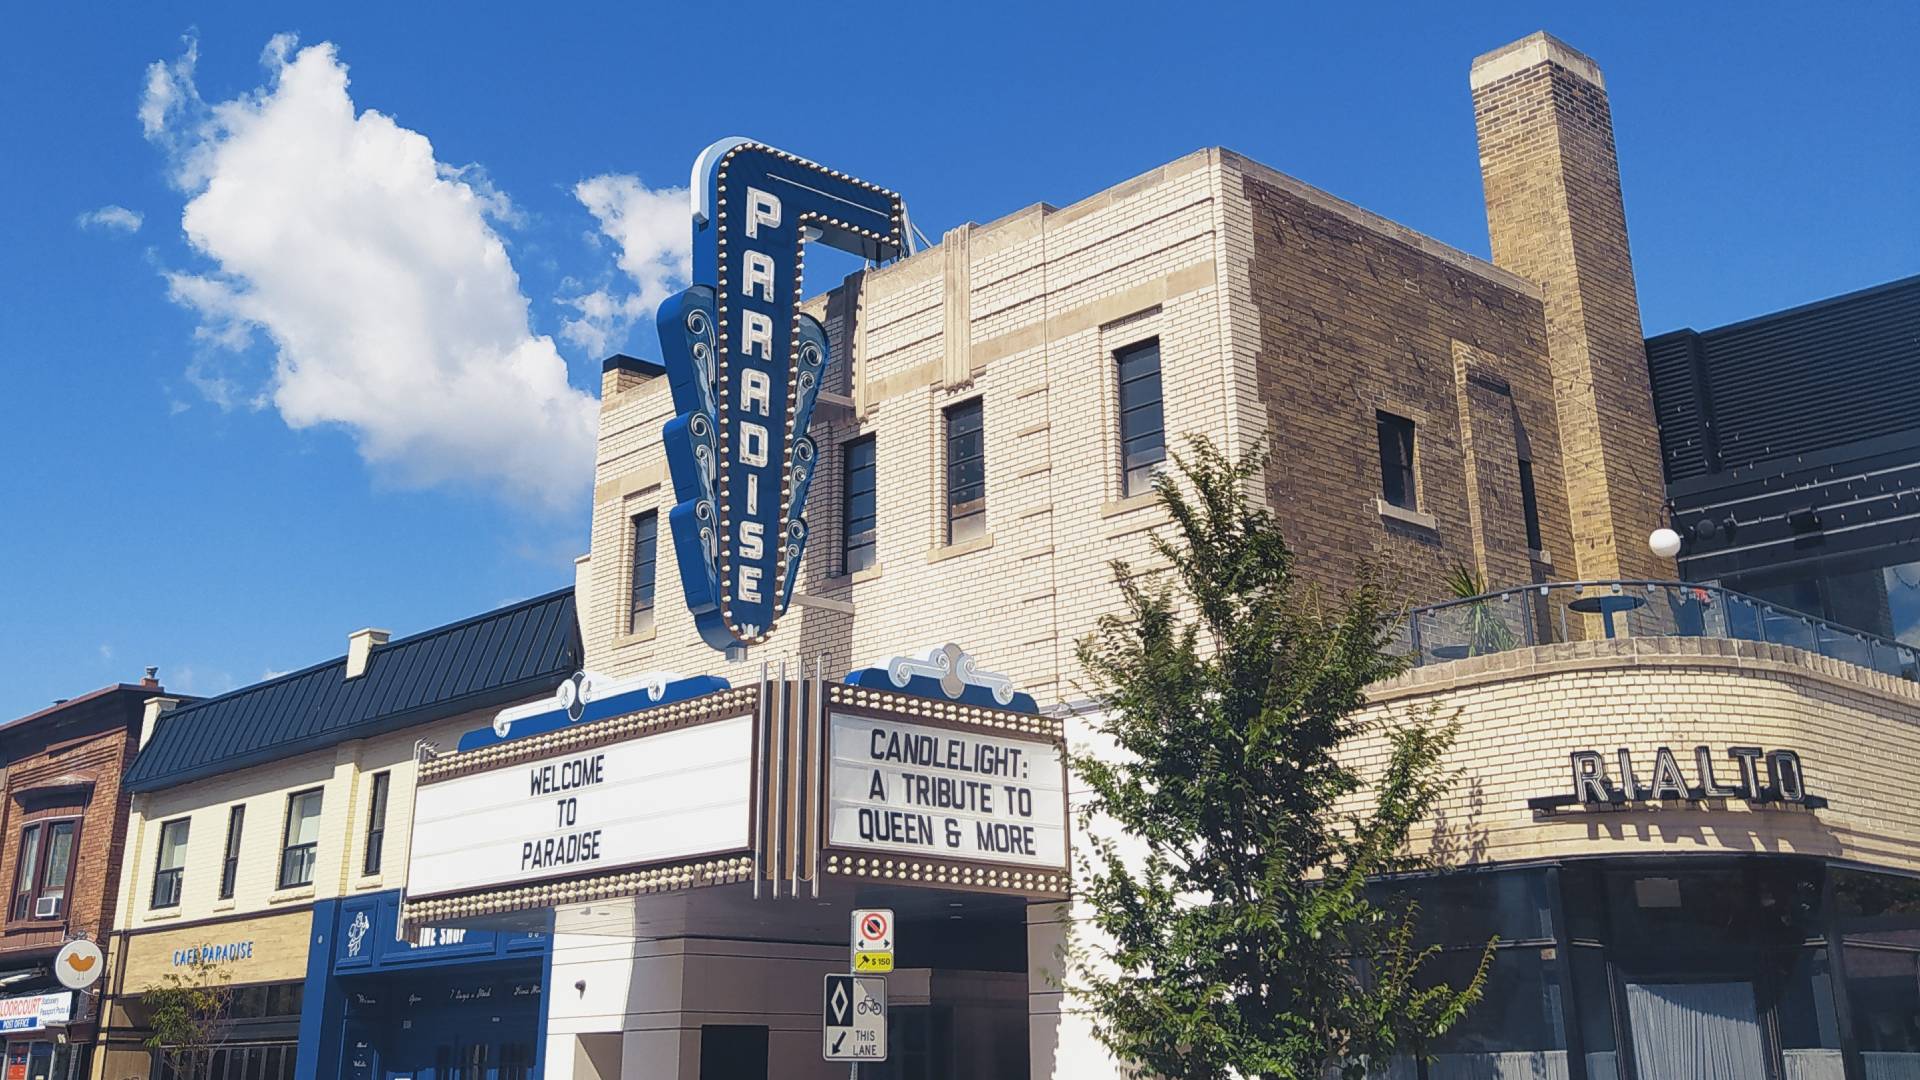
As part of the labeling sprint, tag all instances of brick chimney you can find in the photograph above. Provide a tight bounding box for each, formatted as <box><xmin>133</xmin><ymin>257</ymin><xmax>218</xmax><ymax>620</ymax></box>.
<box><xmin>346</xmin><ymin>628</ymin><xmax>391</xmax><ymax>679</ymax></box>
<box><xmin>1471</xmin><ymin>33</ymin><xmax>1672</xmax><ymax>580</ymax></box>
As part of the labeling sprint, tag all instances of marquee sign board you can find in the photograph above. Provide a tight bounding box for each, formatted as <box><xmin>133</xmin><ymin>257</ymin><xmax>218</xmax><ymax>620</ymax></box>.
<box><xmin>827</xmin><ymin>711</ymin><xmax>1069</xmax><ymax>870</ymax></box>
<box><xmin>407</xmin><ymin>714</ymin><xmax>755</xmax><ymax>899</ymax></box>
<box><xmin>1527</xmin><ymin>745</ymin><xmax>1827</xmax><ymax>811</ymax></box>
<box><xmin>658</xmin><ymin>138</ymin><xmax>907</xmax><ymax>651</ymax></box>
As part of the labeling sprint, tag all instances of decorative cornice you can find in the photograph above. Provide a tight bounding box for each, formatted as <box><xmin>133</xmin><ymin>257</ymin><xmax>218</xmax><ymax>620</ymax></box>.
<box><xmin>826</xmin><ymin>682</ymin><xmax>1061</xmax><ymax>741</ymax></box>
<box><xmin>421</xmin><ymin>686</ymin><xmax>758</xmax><ymax>783</ymax></box>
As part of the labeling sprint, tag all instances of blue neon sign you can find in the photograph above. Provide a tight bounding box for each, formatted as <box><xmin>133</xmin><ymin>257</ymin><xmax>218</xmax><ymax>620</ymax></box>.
<box><xmin>657</xmin><ymin>139</ymin><xmax>905</xmax><ymax>651</ymax></box>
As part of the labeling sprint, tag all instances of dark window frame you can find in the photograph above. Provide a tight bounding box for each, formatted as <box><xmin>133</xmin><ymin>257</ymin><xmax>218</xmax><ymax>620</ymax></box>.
<box><xmin>1377</xmin><ymin>411</ymin><xmax>1418</xmax><ymax>511</ymax></box>
<box><xmin>151</xmin><ymin>816</ymin><xmax>190</xmax><ymax>910</ymax></box>
<box><xmin>362</xmin><ymin>771</ymin><xmax>390</xmax><ymax>877</ymax></box>
<box><xmin>9</xmin><ymin>816</ymin><xmax>80</xmax><ymax>923</ymax></box>
<box><xmin>1116</xmin><ymin>339</ymin><xmax>1167</xmax><ymax>497</ymax></box>
<box><xmin>1518</xmin><ymin>457</ymin><xmax>1544</xmax><ymax>553</ymax></box>
<box><xmin>278</xmin><ymin>788</ymin><xmax>324</xmax><ymax>891</ymax></box>
<box><xmin>219</xmin><ymin>804</ymin><xmax>246</xmax><ymax>900</ymax></box>
<box><xmin>842</xmin><ymin>435</ymin><xmax>877</xmax><ymax>575</ymax></box>
<box><xmin>944</xmin><ymin>398</ymin><xmax>986</xmax><ymax>544</ymax></box>
<box><xmin>629</xmin><ymin>511</ymin><xmax>660</xmax><ymax>633</ymax></box>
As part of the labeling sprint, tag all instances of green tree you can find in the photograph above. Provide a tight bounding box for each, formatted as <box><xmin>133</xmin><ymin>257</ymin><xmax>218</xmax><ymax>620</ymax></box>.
<box><xmin>1069</xmin><ymin>438</ymin><xmax>1493</xmax><ymax>1079</ymax></box>
<box><xmin>142</xmin><ymin>955</ymin><xmax>234</xmax><ymax>1078</ymax></box>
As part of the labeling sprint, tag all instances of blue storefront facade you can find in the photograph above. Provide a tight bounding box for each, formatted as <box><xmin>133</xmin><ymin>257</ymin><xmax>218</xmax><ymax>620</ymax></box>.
<box><xmin>298</xmin><ymin>890</ymin><xmax>551</xmax><ymax>1080</ymax></box>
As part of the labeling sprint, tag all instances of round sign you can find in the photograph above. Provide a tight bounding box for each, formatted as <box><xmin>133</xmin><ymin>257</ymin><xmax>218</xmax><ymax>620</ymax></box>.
<box><xmin>860</xmin><ymin>914</ymin><xmax>887</xmax><ymax>942</ymax></box>
<box><xmin>55</xmin><ymin>939</ymin><xmax>103</xmax><ymax>990</ymax></box>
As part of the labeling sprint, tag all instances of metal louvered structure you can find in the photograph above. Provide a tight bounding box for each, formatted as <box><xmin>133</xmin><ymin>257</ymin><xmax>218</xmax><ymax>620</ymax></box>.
<box><xmin>1645</xmin><ymin>275</ymin><xmax>1920</xmax><ymax>623</ymax></box>
<box><xmin>126</xmin><ymin>588</ymin><xmax>580</xmax><ymax>793</ymax></box>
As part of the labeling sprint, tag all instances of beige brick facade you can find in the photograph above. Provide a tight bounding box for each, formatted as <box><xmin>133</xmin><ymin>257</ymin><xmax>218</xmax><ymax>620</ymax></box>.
<box><xmin>576</xmin><ymin>140</ymin><xmax>1647</xmax><ymax>699</ymax></box>
<box><xmin>109</xmin><ymin>702</ymin><xmax>524</xmax><ymax>943</ymax></box>
<box><xmin>1348</xmin><ymin>637</ymin><xmax>1920</xmax><ymax>872</ymax></box>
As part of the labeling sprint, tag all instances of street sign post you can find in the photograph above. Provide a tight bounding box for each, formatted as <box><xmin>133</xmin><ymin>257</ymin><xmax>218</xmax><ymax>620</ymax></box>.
<box><xmin>822</xmin><ymin>974</ymin><xmax>887</xmax><ymax>1062</ymax></box>
<box><xmin>851</xmin><ymin>908</ymin><xmax>894</xmax><ymax>974</ymax></box>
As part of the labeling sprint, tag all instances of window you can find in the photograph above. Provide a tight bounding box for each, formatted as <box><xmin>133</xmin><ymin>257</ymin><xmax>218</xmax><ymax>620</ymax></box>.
<box><xmin>1377</xmin><ymin>411</ymin><xmax>1417</xmax><ymax>510</ymax></box>
<box><xmin>278</xmin><ymin>789</ymin><xmax>323</xmax><ymax>890</ymax></box>
<box><xmin>152</xmin><ymin>817</ymin><xmax>189</xmax><ymax>909</ymax></box>
<box><xmin>11</xmin><ymin>820</ymin><xmax>77</xmax><ymax>921</ymax></box>
<box><xmin>842</xmin><ymin>436</ymin><xmax>877</xmax><ymax>574</ymax></box>
<box><xmin>1518</xmin><ymin>457</ymin><xmax>1543</xmax><ymax>552</ymax></box>
<box><xmin>1116</xmin><ymin>340</ymin><xmax>1166</xmax><ymax>496</ymax></box>
<box><xmin>219</xmin><ymin>805</ymin><xmax>245</xmax><ymax>900</ymax></box>
<box><xmin>363</xmin><ymin>772</ymin><xmax>390</xmax><ymax>876</ymax></box>
<box><xmin>629</xmin><ymin>511</ymin><xmax>659</xmax><ymax>632</ymax></box>
<box><xmin>945</xmin><ymin>399</ymin><xmax>986</xmax><ymax>543</ymax></box>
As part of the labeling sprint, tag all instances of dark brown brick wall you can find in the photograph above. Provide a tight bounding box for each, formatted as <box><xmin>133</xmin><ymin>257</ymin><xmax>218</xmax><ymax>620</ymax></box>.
<box><xmin>1229</xmin><ymin>163</ymin><xmax>1573</xmax><ymax>603</ymax></box>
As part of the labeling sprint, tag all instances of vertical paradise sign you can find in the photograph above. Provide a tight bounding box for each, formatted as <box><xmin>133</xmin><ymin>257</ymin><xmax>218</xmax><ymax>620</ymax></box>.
<box><xmin>657</xmin><ymin>139</ymin><xmax>907</xmax><ymax>652</ymax></box>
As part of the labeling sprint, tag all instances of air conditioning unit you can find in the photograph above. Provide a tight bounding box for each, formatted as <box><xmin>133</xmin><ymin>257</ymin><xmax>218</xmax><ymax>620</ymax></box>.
<box><xmin>34</xmin><ymin>896</ymin><xmax>61</xmax><ymax>919</ymax></box>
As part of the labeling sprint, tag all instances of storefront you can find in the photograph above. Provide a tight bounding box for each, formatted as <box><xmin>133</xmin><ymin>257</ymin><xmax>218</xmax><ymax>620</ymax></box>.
<box><xmin>97</xmin><ymin>910</ymin><xmax>311</xmax><ymax>1080</ymax></box>
<box><xmin>298</xmin><ymin>890</ymin><xmax>550</xmax><ymax>1079</ymax></box>
<box><xmin>1</xmin><ymin>991</ymin><xmax>83</xmax><ymax>1080</ymax></box>
<box><xmin>1350</xmin><ymin>631</ymin><xmax>1920</xmax><ymax>1080</ymax></box>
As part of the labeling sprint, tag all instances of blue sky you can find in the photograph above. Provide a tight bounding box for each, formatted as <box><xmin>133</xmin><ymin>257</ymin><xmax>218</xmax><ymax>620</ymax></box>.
<box><xmin>2</xmin><ymin>2</ymin><xmax>1914</xmax><ymax>717</ymax></box>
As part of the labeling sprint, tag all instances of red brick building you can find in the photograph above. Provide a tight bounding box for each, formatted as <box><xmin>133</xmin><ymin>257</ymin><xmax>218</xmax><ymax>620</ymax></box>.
<box><xmin>0</xmin><ymin>673</ymin><xmax>180</xmax><ymax>1080</ymax></box>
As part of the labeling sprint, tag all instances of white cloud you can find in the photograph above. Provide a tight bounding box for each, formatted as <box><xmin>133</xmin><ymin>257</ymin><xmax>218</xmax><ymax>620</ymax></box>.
<box><xmin>98</xmin><ymin>643</ymin><xmax>114</xmax><ymax>661</ymax></box>
<box><xmin>76</xmin><ymin>205</ymin><xmax>144</xmax><ymax>233</ymax></box>
<box><xmin>561</xmin><ymin>173</ymin><xmax>689</xmax><ymax>356</ymax></box>
<box><xmin>141</xmin><ymin>35</ymin><xmax>596</xmax><ymax>506</ymax></box>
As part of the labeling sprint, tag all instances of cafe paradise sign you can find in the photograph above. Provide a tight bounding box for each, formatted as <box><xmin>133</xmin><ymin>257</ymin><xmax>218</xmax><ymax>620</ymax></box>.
<box><xmin>657</xmin><ymin>139</ymin><xmax>907</xmax><ymax>652</ymax></box>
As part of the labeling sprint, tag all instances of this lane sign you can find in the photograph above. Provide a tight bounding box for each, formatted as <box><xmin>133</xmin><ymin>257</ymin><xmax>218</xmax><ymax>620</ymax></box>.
<box><xmin>823</xmin><ymin>974</ymin><xmax>887</xmax><ymax>1061</ymax></box>
<box><xmin>852</xmin><ymin>908</ymin><xmax>894</xmax><ymax>974</ymax></box>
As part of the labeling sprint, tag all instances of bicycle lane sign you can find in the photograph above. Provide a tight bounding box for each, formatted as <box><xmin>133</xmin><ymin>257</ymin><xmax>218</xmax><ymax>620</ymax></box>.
<box><xmin>822</xmin><ymin>973</ymin><xmax>887</xmax><ymax>1061</ymax></box>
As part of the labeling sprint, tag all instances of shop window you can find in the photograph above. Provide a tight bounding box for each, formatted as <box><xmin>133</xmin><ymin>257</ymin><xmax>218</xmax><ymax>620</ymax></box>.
<box><xmin>152</xmin><ymin>817</ymin><xmax>190</xmax><ymax>909</ymax></box>
<box><xmin>278</xmin><ymin>788</ymin><xmax>323</xmax><ymax>890</ymax></box>
<box><xmin>363</xmin><ymin>771</ymin><xmax>390</xmax><ymax>876</ymax></box>
<box><xmin>219</xmin><ymin>804</ymin><xmax>245</xmax><ymax>900</ymax></box>
<box><xmin>945</xmin><ymin>398</ymin><xmax>986</xmax><ymax>543</ymax></box>
<box><xmin>1421</xmin><ymin>948</ymin><xmax>1568</xmax><ymax>1074</ymax></box>
<box><xmin>10</xmin><ymin>818</ymin><xmax>77</xmax><ymax>920</ymax></box>
<box><xmin>629</xmin><ymin>511</ymin><xmax>658</xmax><ymax>633</ymax></box>
<box><xmin>1376</xmin><ymin>411</ymin><xmax>1417</xmax><ymax>511</ymax></box>
<box><xmin>1379</xmin><ymin>867</ymin><xmax>1555</xmax><ymax>949</ymax></box>
<box><xmin>1776</xmin><ymin>947</ymin><xmax>1845</xmax><ymax>1077</ymax></box>
<box><xmin>699</xmin><ymin>1025</ymin><xmax>769</xmax><ymax>1080</ymax></box>
<box><xmin>1844</xmin><ymin>945</ymin><xmax>1920</xmax><ymax>1067</ymax></box>
<box><xmin>1116</xmin><ymin>339</ymin><xmax>1166</xmax><ymax>496</ymax></box>
<box><xmin>842</xmin><ymin>436</ymin><xmax>876</xmax><ymax>575</ymax></box>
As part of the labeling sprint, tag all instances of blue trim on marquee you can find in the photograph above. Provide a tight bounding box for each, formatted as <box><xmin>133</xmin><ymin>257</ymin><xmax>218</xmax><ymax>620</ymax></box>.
<box><xmin>842</xmin><ymin>667</ymin><xmax>1040</xmax><ymax>714</ymax></box>
<box><xmin>658</xmin><ymin>138</ymin><xmax>905</xmax><ymax>651</ymax></box>
<box><xmin>456</xmin><ymin>674</ymin><xmax>732</xmax><ymax>751</ymax></box>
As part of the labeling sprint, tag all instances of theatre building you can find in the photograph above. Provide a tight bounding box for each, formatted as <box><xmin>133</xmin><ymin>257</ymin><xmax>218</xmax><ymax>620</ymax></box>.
<box><xmin>93</xmin><ymin>592</ymin><xmax>580</xmax><ymax>1080</ymax></box>
<box><xmin>381</xmin><ymin>28</ymin><xmax>1900</xmax><ymax>1080</ymax></box>
<box><xmin>0</xmin><ymin>674</ymin><xmax>182</xmax><ymax>1080</ymax></box>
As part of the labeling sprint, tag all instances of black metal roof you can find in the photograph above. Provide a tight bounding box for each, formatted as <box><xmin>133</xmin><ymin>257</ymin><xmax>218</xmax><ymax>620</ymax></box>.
<box><xmin>1647</xmin><ymin>275</ymin><xmax>1920</xmax><ymax>484</ymax></box>
<box><xmin>126</xmin><ymin>588</ymin><xmax>580</xmax><ymax>793</ymax></box>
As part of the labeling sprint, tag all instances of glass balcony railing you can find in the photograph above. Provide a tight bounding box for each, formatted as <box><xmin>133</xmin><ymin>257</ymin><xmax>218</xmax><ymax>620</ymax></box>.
<box><xmin>1391</xmin><ymin>580</ymin><xmax>1920</xmax><ymax>682</ymax></box>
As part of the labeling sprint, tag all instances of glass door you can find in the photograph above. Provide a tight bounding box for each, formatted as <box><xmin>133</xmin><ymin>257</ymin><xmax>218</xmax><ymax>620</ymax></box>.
<box><xmin>1625</xmin><ymin>981</ymin><xmax>1770</xmax><ymax>1080</ymax></box>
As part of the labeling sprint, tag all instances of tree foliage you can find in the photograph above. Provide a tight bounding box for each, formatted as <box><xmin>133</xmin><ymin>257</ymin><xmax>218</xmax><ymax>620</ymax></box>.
<box><xmin>1069</xmin><ymin>438</ymin><xmax>1493</xmax><ymax>1079</ymax></box>
<box><xmin>143</xmin><ymin>955</ymin><xmax>234</xmax><ymax>1076</ymax></box>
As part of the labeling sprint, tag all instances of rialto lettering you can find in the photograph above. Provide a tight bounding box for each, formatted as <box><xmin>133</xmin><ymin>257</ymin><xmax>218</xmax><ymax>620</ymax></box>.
<box><xmin>1548</xmin><ymin>746</ymin><xmax>1824</xmax><ymax>808</ymax></box>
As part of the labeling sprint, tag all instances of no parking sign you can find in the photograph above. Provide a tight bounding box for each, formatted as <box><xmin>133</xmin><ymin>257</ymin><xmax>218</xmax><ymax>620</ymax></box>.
<box><xmin>852</xmin><ymin>908</ymin><xmax>894</xmax><ymax>973</ymax></box>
